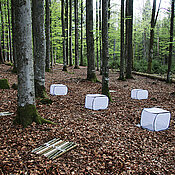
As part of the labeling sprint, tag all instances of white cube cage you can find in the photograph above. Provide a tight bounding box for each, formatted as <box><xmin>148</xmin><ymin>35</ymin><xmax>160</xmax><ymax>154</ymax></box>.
<box><xmin>131</xmin><ymin>89</ymin><xmax>148</xmax><ymax>100</ymax></box>
<box><xmin>50</xmin><ymin>84</ymin><xmax>68</xmax><ymax>95</ymax></box>
<box><xmin>141</xmin><ymin>107</ymin><xmax>171</xmax><ymax>131</ymax></box>
<box><xmin>85</xmin><ymin>94</ymin><xmax>109</xmax><ymax>110</ymax></box>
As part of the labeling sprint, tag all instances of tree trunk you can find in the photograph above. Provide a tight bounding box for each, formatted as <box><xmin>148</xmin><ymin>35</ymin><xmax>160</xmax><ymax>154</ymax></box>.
<box><xmin>125</xmin><ymin>0</ymin><xmax>133</xmax><ymax>79</ymax></box>
<box><xmin>119</xmin><ymin>0</ymin><xmax>125</xmax><ymax>80</ymax></box>
<box><xmin>0</xmin><ymin>1</ymin><xmax>4</xmax><ymax>64</ymax></box>
<box><xmin>5</xmin><ymin>1</ymin><xmax>9</xmax><ymax>62</ymax></box>
<box><xmin>80</xmin><ymin>0</ymin><xmax>84</xmax><ymax>66</ymax></box>
<box><xmin>74</xmin><ymin>0</ymin><xmax>79</xmax><ymax>69</ymax></box>
<box><xmin>65</xmin><ymin>0</ymin><xmax>69</xmax><ymax>65</ymax></box>
<box><xmin>61</xmin><ymin>0</ymin><xmax>67</xmax><ymax>71</ymax></box>
<box><xmin>14</xmin><ymin>0</ymin><xmax>53</xmax><ymax>127</ymax></box>
<box><xmin>7</xmin><ymin>0</ymin><xmax>12</xmax><ymax>63</ymax></box>
<box><xmin>69</xmin><ymin>0</ymin><xmax>73</xmax><ymax>66</ymax></box>
<box><xmin>99</xmin><ymin>0</ymin><xmax>102</xmax><ymax>74</ymax></box>
<box><xmin>96</xmin><ymin>0</ymin><xmax>99</xmax><ymax>71</ymax></box>
<box><xmin>32</xmin><ymin>0</ymin><xmax>47</xmax><ymax>98</ymax></box>
<box><xmin>0</xmin><ymin>34</ymin><xmax>4</xmax><ymax>64</ymax></box>
<box><xmin>86</xmin><ymin>0</ymin><xmax>97</xmax><ymax>81</ymax></box>
<box><xmin>167</xmin><ymin>0</ymin><xmax>174</xmax><ymax>83</ymax></box>
<box><xmin>11</xmin><ymin>0</ymin><xmax>17</xmax><ymax>72</ymax></box>
<box><xmin>102</xmin><ymin>0</ymin><xmax>111</xmax><ymax>101</ymax></box>
<box><xmin>45</xmin><ymin>0</ymin><xmax>50</xmax><ymax>72</ymax></box>
<box><xmin>147</xmin><ymin>0</ymin><xmax>161</xmax><ymax>73</ymax></box>
<box><xmin>1</xmin><ymin>1</ymin><xmax>6</xmax><ymax>62</ymax></box>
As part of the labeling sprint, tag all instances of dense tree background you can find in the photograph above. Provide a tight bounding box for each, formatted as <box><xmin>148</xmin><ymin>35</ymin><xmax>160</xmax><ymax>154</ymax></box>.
<box><xmin>0</xmin><ymin>0</ymin><xmax>174</xmax><ymax>78</ymax></box>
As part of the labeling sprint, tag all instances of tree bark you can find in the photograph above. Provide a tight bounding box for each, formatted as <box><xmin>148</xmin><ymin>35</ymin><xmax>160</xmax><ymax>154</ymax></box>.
<box><xmin>119</xmin><ymin>0</ymin><xmax>125</xmax><ymax>80</ymax></box>
<box><xmin>96</xmin><ymin>0</ymin><xmax>99</xmax><ymax>71</ymax></box>
<box><xmin>7</xmin><ymin>0</ymin><xmax>12</xmax><ymax>63</ymax></box>
<box><xmin>14</xmin><ymin>0</ymin><xmax>53</xmax><ymax>127</ymax></box>
<box><xmin>61</xmin><ymin>0</ymin><xmax>67</xmax><ymax>71</ymax></box>
<box><xmin>32</xmin><ymin>0</ymin><xmax>47</xmax><ymax>98</ymax></box>
<box><xmin>86</xmin><ymin>0</ymin><xmax>97</xmax><ymax>81</ymax></box>
<box><xmin>167</xmin><ymin>0</ymin><xmax>174</xmax><ymax>83</ymax></box>
<box><xmin>80</xmin><ymin>0</ymin><xmax>84</xmax><ymax>66</ymax></box>
<box><xmin>147</xmin><ymin>0</ymin><xmax>161</xmax><ymax>73</ymax></box>
<box><xmin>0</xmin><ymin>2</ymin><xmax>4</xmax><ymax>63</ymax></box>
<box><xmin>1</xmin><ymin>1</ymin><xmax>6</xmax><ymax>62</ymax></box>
<box><xmin>65</xmin><ymin>0</ymin><xmax>69</xmax><ymax>65</ymax></box>
<box><xmin>11</xmin><ymin>0</ymin><xmax>17</xmax><ymax>72</ymax></box>
<box><xmin>69</xmin><ymin>0</ymin><xmax>73</xmax><ymax>66</ymax></box>
<box><xmin>45</xmin><ymin>0</ymin><xmax>50</xmax><ymax>72</ymax></box>
<box><xmin>125</xmin><ymin>0</ymin><xmax>133</xmax><ymax>79</ymax></box>
<box><xmin>74</xmin><ymin>0</ymin><xmax>79</xmax><ymax>69</ymax></box>
<box><xmin>99</xmin><ymin>0</ymin><xmax>102</xmax><ymax>74</ymax></box>
<box><xmin>102</xmin><ymin>0</ymin><xmax>111</xmax><ymax>101</ymax></box>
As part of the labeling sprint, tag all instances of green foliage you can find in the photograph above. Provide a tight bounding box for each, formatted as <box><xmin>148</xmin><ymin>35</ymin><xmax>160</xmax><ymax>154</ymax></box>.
<box><xmin>109</xmin><ymin>59</ymin><xmax>120</xmax><ymax>69</ymax></box>
<box><xmin>133</xmin><ymin>59</ymin><xmax>169</xmax><ymax>74</ymax></box>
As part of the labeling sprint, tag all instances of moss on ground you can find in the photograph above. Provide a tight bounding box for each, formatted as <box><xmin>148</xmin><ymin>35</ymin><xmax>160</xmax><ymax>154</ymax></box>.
<box><xmin>0</xmin><ymin>79</ymin><xmax>10</xmax><ymax>89</ymax></box>
<box><xmin>14</xmin><ymin>104</ymin><xmax>55</xmax><ymax>127</ymax></box>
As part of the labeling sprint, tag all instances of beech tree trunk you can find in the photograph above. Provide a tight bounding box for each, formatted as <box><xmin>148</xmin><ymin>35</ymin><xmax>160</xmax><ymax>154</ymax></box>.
<box><xmin>7</xmin><ymin>0</ymin><xmax>12</xmax><ymax>63</ymax></box>
<box><xmin>80</xmin><ymin>0</ymin><xmax>84</xmax><ymax>66</ymax></box>
<box><xmin>125</xmin><ymin>0</ymin><xmax>133</xmax><ymax>79</ymax></box>
<box><xmin>0</xmin><ymin>1</ymin><xmax>4</xmax><ymax>63</ymax></box>
<box><xmin>11</xmin><ymin>0</ymin><xmax>17</xmax><ymax>72</ymax></box>
<box><xmin>69</xmin><ymin>0</ymin><xmax>73</xmax><ymax>66</ymax></box>
<box><xmin>1</xmin><ymin>2</ymin><xmax>6</xmax><ymax>62</ymax></box>
<box><xmin>45</xmin><ymin>0</ymin><xmax>50</xmax><ymax>72</ymax></box>
<box><xmin>167</xmin><ymin>0</ymin><xmax>174</xmax><ymax>83</ymax></box>
<box><xmin>99</xmin><ymin>0</ymin><xmax>102</xmax><ymax>74</ymax></box>
<box><xmin>86</xmin><ymin>0</ymin><xmax>97</xmax><ymax>81</ymax></box>
<box><xmin>32</xmin><ymin>0</ymin><xmax>47</xmax><ymax>98</ymax></box>
<box><xmin>119</xmin><ymin>0</ymin><xmax>125</xmax><ymax>80</ymax></box>
<box><xmin>102</xmin><ymin>0</ymin><xmax>111</xmax><ymax>101</ymax></box>
<box><xmin>65</xmin><ymin>0</ymin><xmax>69</xmax><ymax>65</ymax></box>
<box><xmin>74</xmin><ymin>0</ymin><xmax>79</xmax><ymax>69</ymax></box>
<box><xmin>147</xmin><ymin>0</ymin><xmax>161</xmax><ymax>73</ymax></box>
<box><xmin>61</xmin><ymin>0</ymin><xmax>67</xmax><ymax>71</ymax></box>
<box><xmin>96</xmin><ymin>0</ymin><xmax>99</xmax><ymax>71</ymax></box>
<box><xmin>14</xmin><ymin>0</ymin><xmax>53</xmax><ymax>127</ymax></box>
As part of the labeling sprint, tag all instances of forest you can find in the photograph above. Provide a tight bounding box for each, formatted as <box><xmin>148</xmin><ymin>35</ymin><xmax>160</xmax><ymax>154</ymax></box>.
<box><xmin>0</xmin><ymin>0</ymin><xmax>174</xmax><ymax>174</ymax></box>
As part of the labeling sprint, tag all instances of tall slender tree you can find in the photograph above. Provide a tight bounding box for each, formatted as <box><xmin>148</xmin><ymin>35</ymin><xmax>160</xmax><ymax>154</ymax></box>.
<box><xmin>45</xmin><ymin>0</ymin><xmax>51</xmax><ymax>72</ymax></box>
<box><xmin>102</xmin><ymin>0</ymin><xmax>111</xmax><ymax>100</ymax></box>
<box><xmin>32</xmin><ymin>0</ymin><xmax>47</xmax><ymax>98</ymax></box>
<box><xmin>74</xmin><ymin>0</ymin><xmax>79</xmax><ymax>69</ymax></box>
<box><xmin>1</xmin><ymin>1</ymin><xmax>5</xmax><ymax>62</ymax></box>
<box><xmin>96</xmin><ymin>0</ymin><xmax>99</xmax><ymax>71</ymax></box>
<box><xmin>80</xmin><ymin>0</ymin><xmax>84</xmax><ymax>66</ymax></box>
<box><xmin>167</xmin><ymin>0</ymin><xmax>174</xmax><ymax>83</ymax></box>
<box><xmin>0</xmin><ymin>1</ymin><xmax>4</xmax><ymax>63</ymax></box>
<box><xmin>65</xmin><ymin>0</ymin><xmax>69</xmax><ymax>65</ymax></box>
<box><xmin>14</xmin><ymin>0</ymin><xmax>53</xmax><ymax>127</ymax></box>
<box><xmin>7</xmin><ymin>0</ymin><xmax>12</xmax><ymax>63</ymax></box>
<box><xmin>119</xmin><ymin>0</ymin><xmax>125</xmax><ymax>80</ymax></box>
<box><xmin>147</xmin><ymin>0</ymin><xmax>161</xmax><ymax>73</ymax></box>
<box><xmin>11</xmin><ymin>0</ymin><xmax>17</xmax><ymax>72</ymax></box>
<box><xmin>69</xmin><ymin>0</ymin><xmax>73</xmax><ymax>66</ymax></box>
<box><xmin>99</xmin><ymin>0</ymin><xmax>102</xmax><ymax>74</ymax></box>
<box><xmin>61</xmin><ymin>0</ymin><xmax>67</xmax><ymax>71</ymax></box>
<box><xmin>86</xmin><ymin>0</ymin><xmax>97</xmax><ymax>81</ymax></box>
<box><xmin>125</xmin><ymin>0</ymin><xmax>133</xmax><ymax>79</ymax></box>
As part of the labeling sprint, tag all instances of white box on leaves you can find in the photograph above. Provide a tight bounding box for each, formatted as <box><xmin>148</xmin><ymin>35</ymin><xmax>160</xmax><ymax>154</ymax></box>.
<box><xmin>131</xmin><ymin>89</ymin><xmax>148</xmax><ymax>100</ymax></box>
<box><xmin>50</xmin><ymin>84</ymin><xmax>68</xmax><ymax>95</ymax></box>
<box><xmin>141</xmin><ymin>107</ymin><xmax>171</xmax><ymax>131</ymax></box>
<box><xmin>85</xmin><ymin>94</ymin><xmax>109</xmax><ymax>110</ymax></box>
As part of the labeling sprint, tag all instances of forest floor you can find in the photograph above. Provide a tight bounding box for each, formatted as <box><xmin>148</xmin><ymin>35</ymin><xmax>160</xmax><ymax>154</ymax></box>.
<box><xmin>0</xmin><ymin>64</ymin><xmax>174</xmax><ymax>175</ymax></box>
